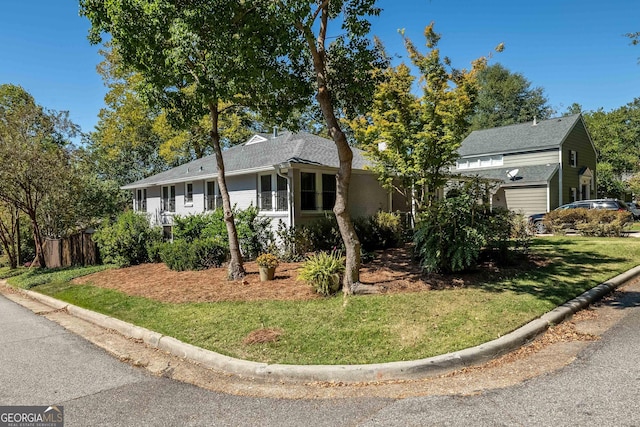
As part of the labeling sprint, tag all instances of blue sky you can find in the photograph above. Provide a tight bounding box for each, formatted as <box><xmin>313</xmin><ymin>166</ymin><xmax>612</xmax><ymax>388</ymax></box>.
<box><xmin>1</xmin><ymin>0</ymin><xmax>639</xmax><ymax>136</ymax></box>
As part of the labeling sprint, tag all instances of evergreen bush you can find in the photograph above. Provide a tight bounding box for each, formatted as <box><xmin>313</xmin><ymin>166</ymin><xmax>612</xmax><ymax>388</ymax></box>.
<box><xmin>160</xmin><ymin>238</ymin><xmax>228</xmax><ymax>271</ymax></box>
<box><xmin>93</xmin><ymin>211</ymin><xmax>162</xmax><ymax>267</ymax></box>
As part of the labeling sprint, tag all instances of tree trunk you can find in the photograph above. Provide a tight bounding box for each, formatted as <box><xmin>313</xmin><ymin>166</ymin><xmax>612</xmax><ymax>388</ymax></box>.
<box><xmin>27</xmin><ymin>209</ymin><xmax>45</xmax><ymax>268</ymax></box>
<box><xmin>0</xmin><ymin>211</ymin><xmax>18</xmax><ymax>269</ymax></box>
<box><xmin>306</xmin><ymin>7</ymin><xmax>361</xmax><ymax>294</ymax></box>
<box><xmin>208</xmin><ymin>101</ymin><xmax>245</xmax><ymax>280</ymax></box>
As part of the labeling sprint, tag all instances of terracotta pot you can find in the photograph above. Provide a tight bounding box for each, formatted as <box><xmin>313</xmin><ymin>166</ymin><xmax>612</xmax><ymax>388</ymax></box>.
<box><xmin>259</xmin><ymin>266</ymin><xmax>276</xmax><ymax>281</ymax></box>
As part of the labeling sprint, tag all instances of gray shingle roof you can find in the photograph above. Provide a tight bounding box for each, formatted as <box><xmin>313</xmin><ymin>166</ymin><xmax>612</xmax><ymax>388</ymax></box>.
<box><xmin>458</xmin><ymin>164</ymin><xmax>559</xmax><ymax>187</ymax></box>
<box><xmin>122</xmin><ymin>131</ymin><xmax>371</xmax><ymax>189</ymax></box>
<box><xmin>458</xmin><ymin>114</ymin><xmax>582</xmax><ymax>157</ymax></box>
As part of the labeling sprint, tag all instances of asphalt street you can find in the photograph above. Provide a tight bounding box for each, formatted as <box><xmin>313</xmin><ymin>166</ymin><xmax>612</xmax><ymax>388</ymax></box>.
<box><xmin>2</xmin><ymin>289</ymin><xmax>640</xmax><ymax>426</ymax></box>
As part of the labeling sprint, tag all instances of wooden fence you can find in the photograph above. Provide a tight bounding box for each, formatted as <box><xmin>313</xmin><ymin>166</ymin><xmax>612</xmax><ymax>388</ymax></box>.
<box><xmin>44</xmin><ymin>231</ymin><xmax>99</xmax><ymax>268</ymax></box>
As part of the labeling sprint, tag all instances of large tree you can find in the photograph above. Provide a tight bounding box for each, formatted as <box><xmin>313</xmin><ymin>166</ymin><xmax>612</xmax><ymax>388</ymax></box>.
<box><xmin>470</xmin><ymin>63</ymin><xmax>553</xmax><ymax>130</ymax></box>
<box><xmin>273</xmin><ymin>0</ymin><xmax>387</xmax><ymax>294</ymax></box>
<box><xmin>80</xmin><ymin>0</ymin><xmax>310</xmax><ymax>279</ymax></box>
<box><xmin>350</xmin><ymin>24</ymin><xmax>495</xmax><ymax>212</ymax></box>
<box><xmin>0</xmin><ymin>84</ymin><xmax>78</xmax><ymax>267</ymax></box>
<box><xmin>582</xmin><ymin>99</ymin><xmax>640</xmax><ymax>197</ymax></box>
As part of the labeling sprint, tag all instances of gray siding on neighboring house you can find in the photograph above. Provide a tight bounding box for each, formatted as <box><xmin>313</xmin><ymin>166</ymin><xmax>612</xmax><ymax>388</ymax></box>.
<box><xmin>561</xmin><ymin>119</ymin><xmax>597</xmax><ymax>203</ymax></box>
<box><xmin>492</xmin><ymin>188</ymin><xmax>508</xmax><ymax>210</ymax></box>
<box><xmin>504</xmin><ymin>186</ymin><xmax>547</xmax><ymax>217</ymax></box>
<box><xmin>503</xmin><ymin>149</ymin><xmax>559</xmax><ymax>168</ymax></box>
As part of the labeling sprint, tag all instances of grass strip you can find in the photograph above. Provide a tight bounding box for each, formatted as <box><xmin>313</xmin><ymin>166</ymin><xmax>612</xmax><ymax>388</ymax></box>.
<box><xmin>23</xmin><ymin>237</ymin><xmax>640</xmax><ymax>365</ymax></box>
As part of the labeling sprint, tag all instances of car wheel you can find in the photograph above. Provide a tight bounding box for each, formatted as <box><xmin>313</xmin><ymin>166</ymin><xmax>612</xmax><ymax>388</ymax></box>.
<box><xmin>535</xmin><ymin>221</ymin><xmax>546</xmax><ymax>234</ymax></box>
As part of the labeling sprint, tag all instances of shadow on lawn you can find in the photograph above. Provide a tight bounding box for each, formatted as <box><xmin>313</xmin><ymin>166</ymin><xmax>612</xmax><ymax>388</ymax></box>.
<box><xmin>466</xmin><ymin>239</ymin><xmax>630</xmax><ymax>306</ymax></box>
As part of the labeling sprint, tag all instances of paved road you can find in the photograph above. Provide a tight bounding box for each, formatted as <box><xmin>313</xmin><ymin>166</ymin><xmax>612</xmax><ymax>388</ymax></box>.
<box><xmin>2</xmin><ymin>290</ymin><xmax>640</xmax><ymax>426</ymax></box>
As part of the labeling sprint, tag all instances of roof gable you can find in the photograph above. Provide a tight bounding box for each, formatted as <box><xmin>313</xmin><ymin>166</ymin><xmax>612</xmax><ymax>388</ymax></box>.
<box><xmin>459</xmin><ymin>114</ymin><xmax>583</xmax><ymax>158</ymax></box>
<box><xmin>122</xmin><ymin>131</ymin><xmax>371</xmax><ymax>189</ymax></box>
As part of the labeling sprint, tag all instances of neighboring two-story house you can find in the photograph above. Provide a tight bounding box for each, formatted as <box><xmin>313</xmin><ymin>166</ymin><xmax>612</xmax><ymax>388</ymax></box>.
<box><xmin>122</xmin><ymin>131</ymin><xmax>403</xmax><ymax>237</ymax></box>
<box><xmin>455</xmin><ymin>114</ymin><xmax>597</xmax><ymax>217</ymax></box>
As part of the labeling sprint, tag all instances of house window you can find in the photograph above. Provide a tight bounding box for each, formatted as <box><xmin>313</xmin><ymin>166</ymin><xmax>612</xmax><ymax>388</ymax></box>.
<box><xmin>161</xmin><ymin>185</ymin><xmax>175</xmax><ymax>212</ymax></box>
<box><xmin>206</xmin><ymin>181</ymin><xmax>222</xmax><ymax>211</ymax></box>
<box><xmin>322</xmin><ymin>174</ymin><xmax>336</xmax><ymax>210</ymax></box>
<box><xmin>184</xmin><ymin>182</ymin><xmax>193</xmax><ymax>206</ymax></box>
<box><xmin>259</xmin><ymin>175</ymin><xmax>273</xmax><ymax>211</ymax></box>
<box><xmin>301</xmin><ymin>172</ymin><xmax>316</xmax><ymax>211</ymax></box>
<box><xmin>570</xmin><ymin>187</ymin><xmax>577</xmax><ymax>203</ymax></box>
<box><xmin>456</xmin><ymin>155</ymin><xmax>503</xmax><ymax>170</ymax></box>
<box><xmin>135</xmin><ymin>189</ymin><xmax>147</xmax><ymax>212</ymax></box>
<box><xmin>259</xmin><ymin>174</ymin><xmax>289</xmax><ymax>212</ymax></box>
<box><xmin>569</xmin><ymin>150</ymin><xmax>578</xmax><ymax>168</ymax></box>
<box><xmin>276</xmin><ymin>175</ymin><xmax>287</xmax><ymax>211</ymax></box>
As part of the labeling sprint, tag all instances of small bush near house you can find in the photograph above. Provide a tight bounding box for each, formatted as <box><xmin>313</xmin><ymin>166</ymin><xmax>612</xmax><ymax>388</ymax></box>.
<box><xmin>414</xmin><ymin>194</ymin><xmax>486</xmax><ymax>273</ymax></box>
<box><xmin>511</xmin><ymin>213</ymin><xmax>534</xmax><ymax>254</ymax></box>
<box><xmin>298</xmin><ymin>251</ymin><xmax>346</xmax><ymax>296</ymax></box>
<box><xmin>93</xmin><ymin>211</ymin><xmax>162</xmax><ymax>267</ymax></box>
<box><xmin>354</xmin><ymin>211</ymin><xmax>403</xmax><ymax>251</ymax></box>
<box><xmin>172</xmin><ymin>206</ymin><xmax>273</xmax><ymax>260</ymax></box>
<box><xmin>414</xmin><ymin>186</ymin><xmax>519</xmax><ymax>273</ymax></box>
<box><xmin>160</xmin><ymin>238</ymin><xmax>228</xmax><ymax>271</ymax></box>
<box><xmin>545</xmin><ymin>208</ymin><xmax>632</xmax><ymax>237</ymax></box>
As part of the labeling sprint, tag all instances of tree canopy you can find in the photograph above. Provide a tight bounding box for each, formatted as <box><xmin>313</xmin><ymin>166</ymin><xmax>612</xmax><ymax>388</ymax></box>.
<box><xmin>349</xmin><ymin>23</ymin><xmax>496</xmax><ymax>211</ymax></box>
<box><xmin>582</xmin><ymin>98</ymin><xmax>640</xmax><ymax>197</ymax></box>
<box><xmin>80</xmin><ymin>0</ymin><xmax>312</xmax><ymax>279</ymax></box>
<box><xmin>470</xmin><ymin>63</ymin><xmax>553</xmax><ymax>130</ymax></box>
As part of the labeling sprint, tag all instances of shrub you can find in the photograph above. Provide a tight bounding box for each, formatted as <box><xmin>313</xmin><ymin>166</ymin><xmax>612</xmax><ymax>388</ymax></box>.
<box><xmin>235</xmin><ymin>206</ymin><xmax>275</xmax><ymax>259</ymax></box>
<box><xmin>160</xmin><ymin>238</ymin><xmax>228</xmax><ymax>271</ymax></box>
<box><xmin>545</xmin><ymin>209</ymin><xmax>632</xmax><ymax>237</ymax></box>
<box><xmin>414</xmin><ymin>193</ymin><xmax>492</xmax><ymax>273</ymax></box>
<box><xmin>93</xmin><ymin>211</ymin><xmax>162</xmax><ymax>267</ymax></box>
<box><xmin>355</xmin><ymin>211</ymin><xmax>403</xmax><ymax>251</ymax></box>
<box><xmin>298</xmin><ymin>251</ymin><xmax>346</xmax><ymax>296</ymax></box>
<box><xmin>172</xmin><ymin>206</ymin><xmax>273</xmax><ymax>260</ymax></box>
<box><xmin>304</xmin><ymin>214</ymin><xmax>343</xmax><ymax>251</ymax></box>
<box><xmin>511</xmin><ymin>213</ymin><xmax>533</xmax><ymax>254</ymax></box>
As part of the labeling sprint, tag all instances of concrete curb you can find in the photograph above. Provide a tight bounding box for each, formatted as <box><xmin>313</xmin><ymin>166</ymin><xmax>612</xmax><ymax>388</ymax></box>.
<box><xmin>5</xmin><ymin>264</ymin><xmax>640</xmax><ymax>383</ymax></box>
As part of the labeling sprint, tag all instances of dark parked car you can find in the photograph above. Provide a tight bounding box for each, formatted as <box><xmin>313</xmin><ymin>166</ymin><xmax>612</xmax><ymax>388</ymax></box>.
<box><xmin>529</xmin><ymin>198</ymin><xmax>631</xmax><ymax>234</ymax></box>
<box><xmin>627</xmin><ymin>201</ymin><xmax>640</xmax><ymax>220</ymax></box>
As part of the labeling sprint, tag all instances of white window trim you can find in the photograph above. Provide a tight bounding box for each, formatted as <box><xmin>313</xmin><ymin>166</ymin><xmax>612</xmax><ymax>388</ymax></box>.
<box><xmin>184</xmin><ymin>182</ymin><xmax>194</xmax><ymax>206</ymax></box>
<box><xmin>205</xmin><ymin>180</ymin><xmax>221</xmax><ymax>211</ymax></box>
<box><xmin>569</xmin><ymin>150</ymin><xmax>578</xmax><ymax>168</ymax></box>
<box><xmin>161</xmin><ymin>185</ymin><xmax>176</xmax><ymax>213</ymax></box>
<box><xmin>259</xmin><ymin>173</ymin><xmax>289</xmax><ymax>212</ymax></box>
<box><xmin>456</xmin><ymin>155</ymin><xmax>503</xmax><ymax>170</ymax></box>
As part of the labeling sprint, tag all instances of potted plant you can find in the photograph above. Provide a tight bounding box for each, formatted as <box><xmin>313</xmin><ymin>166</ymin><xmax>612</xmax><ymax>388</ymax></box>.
<box><xmin>256</xmin><ymin>253</ymin><xmax>279</xmax><ymax>281</ymax></box>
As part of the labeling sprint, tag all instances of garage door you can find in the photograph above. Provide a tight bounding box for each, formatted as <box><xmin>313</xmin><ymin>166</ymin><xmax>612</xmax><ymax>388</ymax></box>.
<box><xmin>504</xmin><ymin>186</ymin><xmax>548</xmax><ymax>217</ymax></box>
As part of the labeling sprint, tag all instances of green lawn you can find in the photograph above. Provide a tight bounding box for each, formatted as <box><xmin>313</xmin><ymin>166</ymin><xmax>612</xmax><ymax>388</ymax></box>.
<box><xmin>10</xmin><ymin>236</ymin><xmax>640</xmax><ymax>365</ymax></box>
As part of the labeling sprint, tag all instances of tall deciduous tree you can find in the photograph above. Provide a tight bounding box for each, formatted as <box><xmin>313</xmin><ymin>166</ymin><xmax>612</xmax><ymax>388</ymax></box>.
<box><xmin>470</xmin><ymin>63</ymin><xmax>553</xmax><ymax>130</ymax></box>
<box><xmin>582</xmin><ymin>99</ymin><xmax>640</xmax><ymax>197</ymax></box>
<box><xmin>273</xmin><ymin>0</ymin><xmax>387</xmax><ymax>294</ymax></box>
<box><xmin>80</xmin><ymin>0</ymin><xmax>310</xmax><ymax>279</ymax></box>
<box><xmin>0</xmin><ymin>202</ymin><xmax>20</xmax><ymax>269</ymax></box>
<box><xmin>350</xmin><ymin>24</ymin><xmax>495</xmax><ymax>212</ymax></box>
<box><xmin>0</xmin><ymin>84</ymin><xmax>78</xmax><ymax>267</ymax></box>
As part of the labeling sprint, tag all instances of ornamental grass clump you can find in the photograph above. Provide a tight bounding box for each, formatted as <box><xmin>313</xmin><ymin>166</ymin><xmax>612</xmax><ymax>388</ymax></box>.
<box><xmin>298</xmin><ymin>251</ymin><xmax>345</xmax><ymax>296</ymax></box>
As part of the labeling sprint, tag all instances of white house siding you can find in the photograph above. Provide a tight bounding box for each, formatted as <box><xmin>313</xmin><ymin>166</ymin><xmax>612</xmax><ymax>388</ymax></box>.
<box><xmin>504</xmin><ymin>186</ymin><xmax>548</xmax><ymax>217</ymax></box>
<box><xmin>502</xmin><ymin>150</ymin><xmax>558</xmax><ymax>168</ymax></box>
<box><xmin>226</xmin><ymin>174</ymin><xmax>258</xmax><ymax>209</ymax></box>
